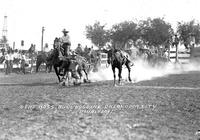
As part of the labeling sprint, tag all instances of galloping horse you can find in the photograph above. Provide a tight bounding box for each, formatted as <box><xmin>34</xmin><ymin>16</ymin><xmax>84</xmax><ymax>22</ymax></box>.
<box><xmin>48</xmin><ymin>38</ymin><xmax>91</xmax><ymax>84</ymax></box>
<box><xmin>107</xmin><ymin>49</ymin><xmax>133</xmax><ymax>86</ymax></box>
<box><xmin>46</xmin><ymin>47</ymin><xmax>65</xmax><ymax>82</ymax></box>
<box><xmin>57</xmin><ymin>52</ymin><xmax>92</xmax><ymax>84</ymax></box>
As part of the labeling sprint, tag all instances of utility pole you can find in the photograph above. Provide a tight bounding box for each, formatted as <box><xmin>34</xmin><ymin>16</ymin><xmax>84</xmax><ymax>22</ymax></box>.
<box><xmin>175</xmin><ymin>44</ymin><xmax>178</xmax><ymax>63</ymax></box>
<box><xmin>168</xmin><ymin>44</ymin><xmax>170</xmax><ymax>61</ymax></box>
<box><xmin>41</xmin><ymin>26</ymin><xmax>45</xmax><ymax>52</ymax></box>
<box><xmin>13</xmin><ymin>42</ymin><xmax>15</xmax><ymax>50</ymax></box>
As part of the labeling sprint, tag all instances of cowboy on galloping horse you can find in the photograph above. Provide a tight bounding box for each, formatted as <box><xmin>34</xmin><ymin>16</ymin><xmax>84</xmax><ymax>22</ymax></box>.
<box><xmin>106</xmin><ymin>44</ymin><xmax>133</xmax><ymax>86</ymax></box>
<box><xmin>56</xmin><ymin>29</ymin><xmax>84</xmax><ymax>81</ymax></box>
<box><xmin>57</xmin><ymin>29</ymin><xmax>72</xmax><ymax>74</ymax></box>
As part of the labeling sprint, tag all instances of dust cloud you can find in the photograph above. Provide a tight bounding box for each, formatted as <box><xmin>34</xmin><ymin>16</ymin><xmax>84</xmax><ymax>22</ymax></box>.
<box><xmin>88</xmin><ymin>60</ymin><xmax>200</xmax><ymax>83</ymax></box>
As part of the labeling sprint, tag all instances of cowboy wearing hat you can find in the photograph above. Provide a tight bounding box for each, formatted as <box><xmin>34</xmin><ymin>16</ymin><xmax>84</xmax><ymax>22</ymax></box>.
<box><xmin>59</xmin><ymin>29</ymin><xmax>71</xmax><ymax>59</ymax></box>
<box><xmin>58</xmin><ymin>29</ymin><xmax>72</xmax><ymax>75</ymax></box>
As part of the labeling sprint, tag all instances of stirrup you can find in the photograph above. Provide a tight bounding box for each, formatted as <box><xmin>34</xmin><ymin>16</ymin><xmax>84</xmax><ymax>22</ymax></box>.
<box><xmin>130</xmin><ymin>62</ymin><xmax>134</xmax><ymax>66</ymax></box>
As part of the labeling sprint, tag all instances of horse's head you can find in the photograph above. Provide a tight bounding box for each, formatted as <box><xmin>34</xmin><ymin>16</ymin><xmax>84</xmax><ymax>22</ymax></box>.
<box><xmin>53</xmin><ymin>37</ymin><xmax>62</xmax><ymax>49</ymax></box>
<box><xmin>46</xmin><ymin>48</ymin><xmax>59</xmax><ymax>62</ymax></box>
<box><xmin>107</xmin><ymin>49</ymin><xmax>113</xmax><ymax>64</ymax></box>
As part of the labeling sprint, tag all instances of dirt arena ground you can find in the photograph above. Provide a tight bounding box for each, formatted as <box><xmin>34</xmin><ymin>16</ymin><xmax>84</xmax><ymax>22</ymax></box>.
<box><xmin>0</xmin><ymin>71</ymin><xmax>199</xmax><ymax>140</ymax></box>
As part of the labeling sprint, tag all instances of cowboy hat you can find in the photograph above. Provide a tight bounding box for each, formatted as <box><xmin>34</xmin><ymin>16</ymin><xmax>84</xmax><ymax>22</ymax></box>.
<box><xmin>62</xmin><ymin>29</ymin><xmax>69</xmax><ymax>33</ymax></box>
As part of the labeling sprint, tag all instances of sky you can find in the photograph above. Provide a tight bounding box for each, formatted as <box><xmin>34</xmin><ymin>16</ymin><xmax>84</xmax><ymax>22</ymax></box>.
<box><xmin>0</xmin><ymin>0</ymin><xmax>200</xmax><ymax>51</ymax></box>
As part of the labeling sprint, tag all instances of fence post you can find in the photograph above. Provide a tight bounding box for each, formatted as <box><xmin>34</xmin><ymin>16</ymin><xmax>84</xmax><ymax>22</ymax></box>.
<box><xmin>175</xmin><ymin>44</ymin><xmax>178</xmax><ymax>63</ymax></box>
<box><xmin>168</xmin><ymin>45</ymin><xmax>170</xmax><ymax>61</ymax></box>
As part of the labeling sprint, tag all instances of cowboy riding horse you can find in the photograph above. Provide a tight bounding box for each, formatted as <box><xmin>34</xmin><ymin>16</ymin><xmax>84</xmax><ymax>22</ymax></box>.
<box><xmin>47</xmin><ymin>37</ymin><xmax>91</xmax><ymax>85</ymax></box>
<box><xmin>107</xmin><ymin>48</ymin><xmax>133</xmax><ymax>86</ymax></box>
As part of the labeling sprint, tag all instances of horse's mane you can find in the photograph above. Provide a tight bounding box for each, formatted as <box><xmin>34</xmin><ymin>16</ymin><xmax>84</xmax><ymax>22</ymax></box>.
<box><xmin>107</xmin><ymin>49</ymin><xmax>131</xmax><ymax>65</ymax></box>
<box><xmin>46</xmin><ymin>49</ymin><xmax>59</xmax><ymax>61</ymax></box>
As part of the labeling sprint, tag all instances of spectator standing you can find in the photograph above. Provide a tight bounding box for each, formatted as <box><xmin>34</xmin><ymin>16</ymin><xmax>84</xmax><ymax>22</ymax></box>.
<box><xmin>4</xmin><ymin>50</ymin><xmax>12</xmax><ymax>75</ymax></box>
<box><xmin>75</xmin><ymin>43</ymin><xmax>83</xmax><ymax>56</ymax></box>
<box><xmin>20</xmin><ymin>51</ymin><xmax>26</xmax><ymax>74</ymax></box>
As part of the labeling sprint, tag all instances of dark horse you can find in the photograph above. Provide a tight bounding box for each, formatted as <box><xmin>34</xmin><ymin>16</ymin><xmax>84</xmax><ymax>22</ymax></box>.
<box><xmin>46</xmin><ymin>47</ymin><xmax>66</xmax><ymax>82</ymax></box>
<box><xmin>47</xmin><ymin>38</ymin><xmax>91</xmax><ymax>84</ymax></box>
<box><xmin>107</xmin><ymin>49</ymin><xmax>133</xmax><ymax>86</ymax></box>
<box><xmin>47</xmin><ymin>38</ymin><xmax>76</xmax><ymax>83</ymax></box>
<box><xmin>53</xmin><ymin>52</ymin><xmax>92</xmax><ymax>84</ymax></box>
<box><xmin>36</xmin><ymin>51</ymin><xmax>53</xmax><ymax>73</ymax></box>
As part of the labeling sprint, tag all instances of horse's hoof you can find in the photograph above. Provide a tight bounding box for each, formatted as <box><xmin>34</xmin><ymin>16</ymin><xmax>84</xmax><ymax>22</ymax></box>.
<box><xmin>73</xmin><ymin>81</ymin><xmax>81</xmax><ymax>86</ymax></box>
<box><xmin>59</xmin><ymin>81</ymin><xmax>65</xmax><ymax>86</ymax></box>
<box><xmin>119</xmin><ymin>82</ymin><xmax>124</xmax><ymax>86</ymax></box>
<box><xmin>87</xmin><ymin>80</ymin><xmax>91</xmax><ymax>83</ymax></box>
<box><xmin>84</xmin><ymin>79</ymin><xmax>91</xmax><ymax>83</ymax></box>
<box><xmin>132</xmin><ymin>78</ymin><xmax>137</xmax><ymax>83</ymax></box>
<box><xmin>83</xmin><ymin>79</ymin><xmax>87</xmax><ymax>83</ymax></box>
<box><xmin>127</xmin><ymin>79</ymin><xmax>132</xmax><ymax>83</ymax></box>
<box><xmin>130</xmin><ymin>79</ymin><xmax>134</xmax><ymax>83</ymax></box>
<box><xmin>75</xmin><ymin>83</ymin><xmax>81</xmax><ymax>86</ymax></box>
<box><xmin>62</xmin><ymin>82</ymin><xmax>65</xmax><ymax>86</ymax></box>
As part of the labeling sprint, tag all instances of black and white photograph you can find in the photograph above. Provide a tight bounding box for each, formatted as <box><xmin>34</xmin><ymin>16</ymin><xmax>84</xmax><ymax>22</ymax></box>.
<box><xmin>0</xmin><ymin>0</ymin><xmax>200</xmax><ymax>139</ymax></box>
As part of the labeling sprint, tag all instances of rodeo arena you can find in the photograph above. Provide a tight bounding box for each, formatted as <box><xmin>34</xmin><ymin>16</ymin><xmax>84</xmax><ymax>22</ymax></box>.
<box><xmin>1</xmin><ymin>20</ymin><xmax>200</xmax><ymax>140</ymax></box>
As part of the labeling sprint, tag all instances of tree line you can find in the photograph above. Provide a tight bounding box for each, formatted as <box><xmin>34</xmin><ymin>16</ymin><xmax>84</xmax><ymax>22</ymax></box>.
<box><xmin>85</xmin><ymin>18</ymin><xmax>200</xmax><ymax>50</ymax></box>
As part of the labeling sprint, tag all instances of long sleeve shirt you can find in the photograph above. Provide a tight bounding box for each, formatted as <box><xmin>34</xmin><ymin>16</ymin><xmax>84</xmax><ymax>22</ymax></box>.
<box><xmin>60</xmin><ymin>35</ymin><xmax>71</xmax><ymax>44</ymax></box>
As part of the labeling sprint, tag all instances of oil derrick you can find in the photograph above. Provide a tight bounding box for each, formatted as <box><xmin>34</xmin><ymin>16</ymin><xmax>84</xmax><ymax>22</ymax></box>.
<box><xmin>0</xmin><ymin>15</ymin><xmax>9</xmax><ymax>51</ymax></box>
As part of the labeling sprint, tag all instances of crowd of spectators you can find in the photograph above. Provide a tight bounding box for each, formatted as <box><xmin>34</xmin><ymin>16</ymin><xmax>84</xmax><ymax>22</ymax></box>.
<box><xmin>0</xmin><ymin>48</ymin><xmax>28</xmax><ymax>75</ymax></box>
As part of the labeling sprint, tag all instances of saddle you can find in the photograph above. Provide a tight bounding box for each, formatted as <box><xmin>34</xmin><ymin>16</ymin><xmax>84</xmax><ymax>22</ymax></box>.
<box><xmin>58</xmin><ymin>46</ymin><xmax>65</xmax><ymax>59</ymax></box>
<box><xmin>119</xmin><ymin>50</ymin><xmax>134</xmax><ymax>66</ymax></box>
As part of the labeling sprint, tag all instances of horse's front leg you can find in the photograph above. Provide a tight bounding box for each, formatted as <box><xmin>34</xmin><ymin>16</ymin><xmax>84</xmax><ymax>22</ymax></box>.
<box><xmin>118</xmin><ymin>66</ymin><xmax>123</xmax><ymax>85</ymax></box>
<box><xmin>83</xmin><ymin>69</ymin><xmax>91</xmax><ymax>83</ymax></box>
<box><xmin>54</xmin><ymin>66</ymin><xmax>61</xmax><ymax>82</ymax></box>
<box><xmin>126</xmin><ymin>62</ymin><xmax>132</xmax><ymax>82</ymax></box>
<box><xmin>62</xmin><ymin>67</ymin><xmax>67</xmax><ymax>80</ymax></box>
<box><xmin>112</xmin><ymin>66</ymin><xmax>116</xmax><ymax>86</ymax></box>
<box><xmin>36</xmin><ymin>61</ymin><xmax>41</xmax><ymax>73</ymax></box>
